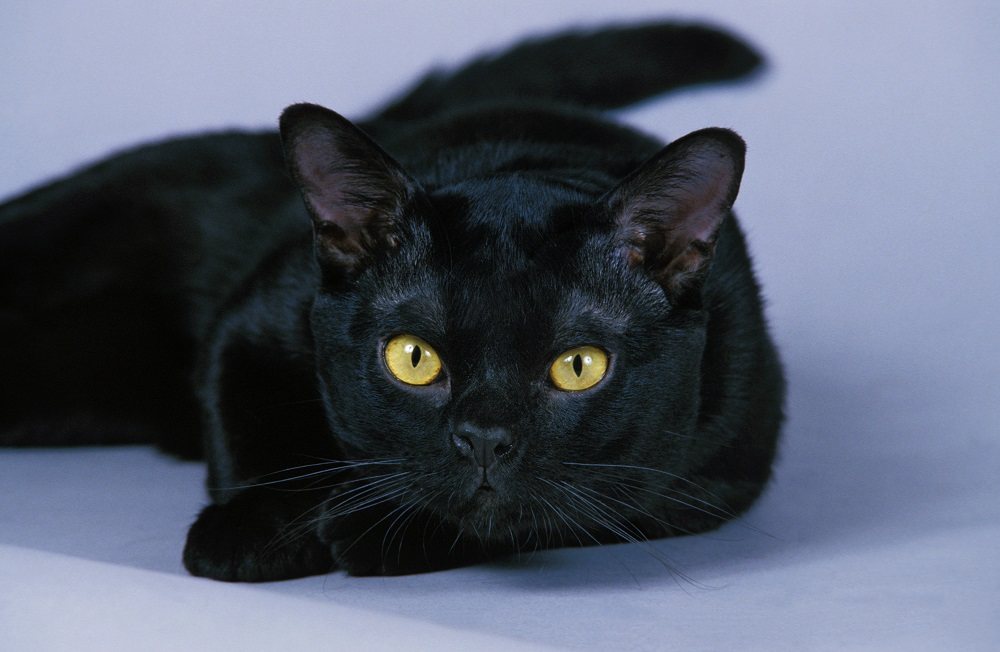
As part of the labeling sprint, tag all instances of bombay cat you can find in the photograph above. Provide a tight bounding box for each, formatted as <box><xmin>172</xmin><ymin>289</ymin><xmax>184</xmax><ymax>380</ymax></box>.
<box><xmin>0</xmin><ymin>22</ymin><xmax>784</xmax><ymax>580</ymax></box>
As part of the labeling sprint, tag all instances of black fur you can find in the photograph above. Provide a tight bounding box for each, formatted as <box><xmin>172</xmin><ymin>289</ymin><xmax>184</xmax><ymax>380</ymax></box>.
<box><xmin>0</xmin><ymin>21</ymin><xmax>783</xmax><ymax>580</ymax></box>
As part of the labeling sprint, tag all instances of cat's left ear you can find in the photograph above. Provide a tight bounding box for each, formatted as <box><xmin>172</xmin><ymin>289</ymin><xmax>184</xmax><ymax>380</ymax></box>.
<box><xmin>280</xmin><ymin>103</ymin><xmax>421</xmax><ymax>283</ymax></box>
<box><xmin>604</xmin><ymin>128</ymin><xmax>745</xmax><ymax>305</ymax></box>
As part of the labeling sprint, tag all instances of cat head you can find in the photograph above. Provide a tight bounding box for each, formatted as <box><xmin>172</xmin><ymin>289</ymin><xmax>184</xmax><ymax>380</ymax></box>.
<box><xmin>279</xmin><ymin>103</ymin><xmax>744</xmax><ymax>540</ymax></box>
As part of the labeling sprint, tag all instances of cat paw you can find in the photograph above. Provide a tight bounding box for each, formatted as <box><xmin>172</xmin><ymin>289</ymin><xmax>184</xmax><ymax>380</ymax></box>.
<box><xmin>318</xmin><ymin>508</ymin><xmax>485</xmax><ymax>576</ymax></box>
<box><xmin>314</xmin><ymin>507</ymin><xmax>419</xmax><ymax>576</ymax></box>
<box><xmin>183</xmin><ymin>496</ymin><xmax>335</xmax><ymax>582</ymax></box>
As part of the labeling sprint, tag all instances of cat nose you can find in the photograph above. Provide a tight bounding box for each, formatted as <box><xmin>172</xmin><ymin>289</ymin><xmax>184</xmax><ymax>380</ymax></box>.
<box><xmin>451</xmin><ymin>422</ymin><xmax>514</xmax><ymax>470</ymax></box>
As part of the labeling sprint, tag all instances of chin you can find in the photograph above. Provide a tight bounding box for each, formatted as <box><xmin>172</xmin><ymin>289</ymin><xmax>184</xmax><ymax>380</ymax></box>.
<box><xmin>448</xmin><ymin>489</ymin><xmax>523</xmax><ymax>539</ymax></box>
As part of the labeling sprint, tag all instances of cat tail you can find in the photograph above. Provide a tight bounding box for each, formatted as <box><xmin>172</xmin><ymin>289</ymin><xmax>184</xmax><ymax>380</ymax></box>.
<box><xmin>372</xmin><ymin>21</ymin><xmax>763</xmax><ymax>121</ymax></box>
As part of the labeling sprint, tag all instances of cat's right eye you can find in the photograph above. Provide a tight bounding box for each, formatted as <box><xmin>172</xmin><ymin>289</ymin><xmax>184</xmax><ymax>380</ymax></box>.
<box><xmin>384</xmin><ymin>334</ymin><xmax>443</xmax><ymax>386</ymax></box>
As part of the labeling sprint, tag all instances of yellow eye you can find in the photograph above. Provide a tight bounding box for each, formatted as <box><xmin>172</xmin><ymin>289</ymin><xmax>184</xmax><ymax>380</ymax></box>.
<box><xmin>384</xmin><ymin>334</ymin><xmax>443</xmax><ymax>386</ymax></box>
<box><xmin>549</xmin><ymin>346</ymin><xmax>608</xmax><ymax>391</ymax></box>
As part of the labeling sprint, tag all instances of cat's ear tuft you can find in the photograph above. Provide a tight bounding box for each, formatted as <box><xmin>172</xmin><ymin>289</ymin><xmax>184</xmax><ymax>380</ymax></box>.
<box><xmin>279</xmin><ymin>103</ymin><xmax>419</xmax><ymax>281</ymax></box>
<box><xmin>604</xmin><ymin>128</ymin><xmax>745</xmax><ymax>305</ymax></box>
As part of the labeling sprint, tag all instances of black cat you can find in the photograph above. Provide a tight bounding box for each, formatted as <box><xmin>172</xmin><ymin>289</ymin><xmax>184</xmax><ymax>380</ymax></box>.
<box><xmin>0</xmin><ymin>22</ymin><xmax>784</xmax><ymax>580</ymax></box>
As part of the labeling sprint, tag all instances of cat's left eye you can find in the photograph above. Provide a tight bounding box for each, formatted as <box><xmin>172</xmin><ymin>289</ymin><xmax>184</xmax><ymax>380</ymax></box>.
<box><xmin>384</xmin><ymin>334</ymin><xmax>443</xmax><ymax>386</ymax></box>
<box><xmin>549</xmin><ymin>345</ymin><xmax>608</xmax><ymax>391</ymax></box>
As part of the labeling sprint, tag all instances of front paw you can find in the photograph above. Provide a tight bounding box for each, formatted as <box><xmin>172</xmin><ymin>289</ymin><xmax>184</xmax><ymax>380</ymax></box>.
<box><xmin>183</xmin><ymin>493</ymin><xmax>335</xmax><ymax>582</ymax></box>
<box><xmin>318</xmin><ymin>507</ymin><xmax>484</xmax><ymax>576</ymax></box>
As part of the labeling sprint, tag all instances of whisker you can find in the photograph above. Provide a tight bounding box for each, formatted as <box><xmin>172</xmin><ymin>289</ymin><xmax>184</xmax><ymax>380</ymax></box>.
<box><xmin>381</xmin><ymin>483</ymin><xmax>436</xmax><ymax>554</ymax></box>
<box><xmin>573</xmin><ymin>466</ymin><xmax>771</xmax><ymax>538</ymax></box>
<box><xmin>386</xmin><ymin>488</ymin><xmax>441</xmax><ymax>567</ymax></box>
<box><xmin>575</xmin><ymin>466</ymin><xmax>738</xmax><ymax>521</ymax></box>
<box><xmin>264</xmin><ymin>472</ymin><xmax>411</xmax><ymax>552</ymax></box>
<box><xmin>546</xmin><ymin>479</ymin><xmax>645</xmax><ymax>544</ymax></box>
<box><xmin>217</xmin><ymin>458</ymin><xmax>404</xmax><ymax>491</ymax></box>
<box><xmin>382</xmin><ymin>498</ymin><xmax>422</xmax><ymax>562</ymax></box>
<box><xmin>507</xmin><ymin>524</ymin><xmax>518</xmax><ymax>558</ymax></box>
<box><xmin>270</xmin><ymin>482</ymin><xmax>412</xmax><ymax>553</ymax></box>
<box><xmin>573</xmin><ymin>482</ymin><xmax>700</xmax><ymax>536</ymax></box>
<box><xmin>336</xmin><ymin>489</ymin><xmax>428</xmax><ymax>559</ymax></box>
<box><xmin>542</xmin><ymin>478</ymin><xmax>710</xmax><ymax>589</ymax></box>
<box><xmin>324</xmin><ymin>482</ymin><xmax>412</xmax><ymax>520</ymax></box>
<box><xmin>292</xmin><ymin>469</ymin><xmax>411</xmax><ymax>492</ymax></box>
<box><xmin>563</xmin><ymin>461</ymin><xmax>743</xmax><ymax>517</ymax></box>
<box><xmin>533</xmin><ymin>491</ymin><xmax>588</xmax><ymax>549</ymax></box>
<box><xmin>562</xmin><ymin>462</ymin><xmax>725</xmax><ymax>499</ymax></box>
<box><xmin>448</xmin><ymin>526</ymin><xmax>466</xmax><ymax>555</ymax></box>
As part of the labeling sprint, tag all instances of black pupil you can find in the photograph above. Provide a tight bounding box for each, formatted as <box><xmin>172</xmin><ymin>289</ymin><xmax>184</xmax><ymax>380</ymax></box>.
<box><xmin>411</xmin><ymin>345</ymin><xmax>422</xmax><ymax>368</ymax></box>
<box><xmin>572</xmin><ymin>354</ymin><xmax>583</xmax><ymax>377</ymax></box>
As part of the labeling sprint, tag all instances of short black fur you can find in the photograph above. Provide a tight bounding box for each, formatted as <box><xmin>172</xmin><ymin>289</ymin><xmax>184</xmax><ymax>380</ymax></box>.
<box><xmin>0</xmin><ymin>21</ymin><xmax>783</xmax><ymax>580</ymax></box>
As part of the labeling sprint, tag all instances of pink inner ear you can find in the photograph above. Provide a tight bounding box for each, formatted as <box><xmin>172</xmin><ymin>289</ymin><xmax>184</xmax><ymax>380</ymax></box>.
<box><xmin>609</xmin><ymin>129</ymin><xmax>744</xmax><ymax>298</ymax></box>
<box><xmin>665</xmin><ymin>169</ymin><xmax>731</xmax><ymax>247</ymax></box>
<box><xmin>280</xmin><ymin>103</ymin><xmax>419</xmax><ymax>278</ymax></box>
<box><xmin>293</xmin><ymin>127</ymin><xmax>355</xmax><ymax>228</ymax></box>
<box><xmin>289</xmin><ymin>118</ymin><xmax>406</xmax><ymax>233</ymax></box>
<box><xmin>295</xmin><ymin>127</ymin><xmax>334</xmax><ymax>184</ymax></box>
<box><xmin>630</xmin><ymin>150</ymin><xmax>734</xmax><ymax>256</ymax></box>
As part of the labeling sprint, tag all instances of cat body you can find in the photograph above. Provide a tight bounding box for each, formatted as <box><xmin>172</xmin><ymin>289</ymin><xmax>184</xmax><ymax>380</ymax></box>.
<box><xmin>0</xmin><ymin>23</ymin><xmax>784</xmax><ymax>580</ymax></box>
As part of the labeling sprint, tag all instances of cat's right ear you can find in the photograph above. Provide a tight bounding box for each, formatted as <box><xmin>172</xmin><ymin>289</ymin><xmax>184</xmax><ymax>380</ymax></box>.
<box><xmin>280</xmin><ymin>103</ymin><xmax>420</xmax><ymax>283</ymax></box>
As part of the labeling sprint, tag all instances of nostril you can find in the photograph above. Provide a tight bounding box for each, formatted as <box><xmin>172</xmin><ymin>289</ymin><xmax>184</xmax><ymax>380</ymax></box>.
<box><xmin>451</xmin><ymin>422</ymin><xmax>516</xmax><ymax>469</ymax></box>
<box><xmin>452</xmin><ymin>433</ymin><xmax>473</xmax><ymax>457</ymax></box>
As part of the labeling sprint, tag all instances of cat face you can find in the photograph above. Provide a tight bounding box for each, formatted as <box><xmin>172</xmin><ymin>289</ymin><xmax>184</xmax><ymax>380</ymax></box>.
<box><xmin>281</xmin><ymin>103</ymin><xmax>744</xmax><ymax>540</ymax></box>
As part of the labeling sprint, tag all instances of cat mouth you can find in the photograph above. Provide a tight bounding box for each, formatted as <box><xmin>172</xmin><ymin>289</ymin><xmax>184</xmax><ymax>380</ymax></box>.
<box><xmin>451</xmin><ymin>465</ymin><xmax>503</xmax><ymax>498</ymax></box>
<box><xmin>475</xmin><ymin>470</ymin><xmax>498</xmax><ymax>492</ymax></box>
<box><xmin>447</xmin><ymin>487</ymin><xmax>529</xmax><ymax>539</ymax></box>
<box><xmin>465</xmin><ymin>485</ymin><xmax>501</xmax><ymax>508</ymax></box>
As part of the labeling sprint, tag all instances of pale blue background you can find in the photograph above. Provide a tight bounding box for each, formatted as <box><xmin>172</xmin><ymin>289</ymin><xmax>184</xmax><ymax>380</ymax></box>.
<box><xmin>2</xmin><ymin>1</ymin><xmax>998</xmax><ymax>649</ymax></box>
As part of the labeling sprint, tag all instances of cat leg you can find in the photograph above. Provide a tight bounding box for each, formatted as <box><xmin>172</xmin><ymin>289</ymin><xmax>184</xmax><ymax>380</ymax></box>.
<box><xmin>184</xmin><ymin>489</ymin><xmax>334</xmax><ymax>582</ymax></box>
<box><xmin>187</xmin><ymin>319</ymin><xmax>340</xmax><ymax>581</ymax></box>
